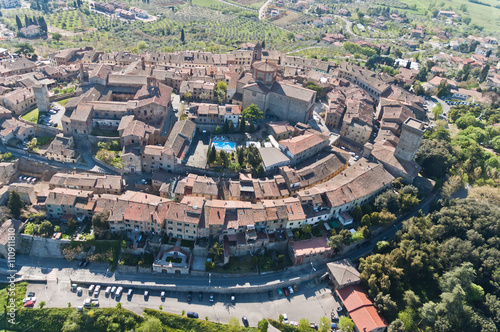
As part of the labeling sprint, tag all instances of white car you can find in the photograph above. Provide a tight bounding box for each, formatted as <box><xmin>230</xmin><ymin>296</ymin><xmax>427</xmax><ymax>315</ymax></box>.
<box><xmin>83</xmin><ymin>298</ymin><xmax>92</xmax><ymax>307</ymax></box>
<box><xmin>282</xmin><ymin>313</ymin><xmax>288</xmax><ymax>324</ymax></box>
<box><xmin>116</xmin><ymin>287</ymin><xmax>123</xmax><ymax>297</ymax></box>
<box><xmin>77</xmin><ymin>287</ymin><xmax>82</xmax><ymax>296</ymax></box>
<box><xmin>23</xmin><ymin>297</ymin><xmax>36</xmax><ymax>303</ymax></box>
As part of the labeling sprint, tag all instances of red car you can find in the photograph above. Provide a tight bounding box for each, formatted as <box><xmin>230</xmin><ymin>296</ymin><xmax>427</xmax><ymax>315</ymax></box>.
<box><xmin>283</xmin><ymin>287</ymin><xmax>289</xmax><ymax>297</ymax></box>
<box><xmin>24</xmin><ymin>301</ymin><xmax>34</xmax><ymax>308</ymax></box>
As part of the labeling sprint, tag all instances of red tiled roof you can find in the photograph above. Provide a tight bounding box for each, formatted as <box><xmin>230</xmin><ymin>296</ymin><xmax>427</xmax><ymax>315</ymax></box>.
<box><xmin>336</xmin><ymin>285</ymin><xmax>387</xmax><ymax>332</ymax></box>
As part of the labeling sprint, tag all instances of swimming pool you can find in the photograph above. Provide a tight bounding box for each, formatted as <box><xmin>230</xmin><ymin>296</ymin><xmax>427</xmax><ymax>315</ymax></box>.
<box><xmin>212</xmin><ymin>141</ymin><xmax>236</xmax><ymax>152</ymax></box>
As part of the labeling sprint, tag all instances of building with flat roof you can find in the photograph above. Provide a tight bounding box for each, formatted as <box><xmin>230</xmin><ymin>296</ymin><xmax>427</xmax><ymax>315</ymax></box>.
<box><xmin>288</xmin><ymin>236</ymin><xmax>334</xmax><ymax>266</ymax></box>
<box><xmin>258</xmin><ymin>147</ymin><xmax>290</xmax><ymax>171</ymax></box>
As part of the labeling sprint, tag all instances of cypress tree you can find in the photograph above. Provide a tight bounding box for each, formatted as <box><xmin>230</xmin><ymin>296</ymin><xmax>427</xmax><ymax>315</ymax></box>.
<box><xmin>16</xmin><ymin>15</ymin><xmax>22</xmax><ymax>30</ymax></box>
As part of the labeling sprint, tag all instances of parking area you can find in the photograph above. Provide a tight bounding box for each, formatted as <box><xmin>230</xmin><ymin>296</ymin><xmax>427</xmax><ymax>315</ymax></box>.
<box><xmin>26</xmin><ymin>279</ymin><xmax>341</xmax><ymax>327</ymax></box>
<box><xmin>184</xmin><ymin>132</ymin><xmax>210</xmax><ymax>168</ymax></box>
<box><xmin>38</xmin><ymin>102</ymin><xmax>65</xmax><ymax>128</ymax></box>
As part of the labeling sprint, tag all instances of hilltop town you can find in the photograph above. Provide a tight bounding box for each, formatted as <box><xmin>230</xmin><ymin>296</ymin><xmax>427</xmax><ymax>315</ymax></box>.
<box><xmin>0</xmin><ymin>0</ymin><xmax>499</xmax><ymax>329</ymax></box>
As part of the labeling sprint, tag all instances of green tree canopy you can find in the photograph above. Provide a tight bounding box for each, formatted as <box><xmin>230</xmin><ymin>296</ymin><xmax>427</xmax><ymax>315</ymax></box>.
<box><xmin>338</xmin><ymin>317</ymin><xmax>355</xmax><ymax>332</ymax></box>
<box><xmin>8</xmin><ymin>191</ymin><xmax>24</xmax><ymax>218</ymax></box>
<box><xmin>242</xmin><ymin>104</ymin><xmax>264</xmax><ymax>121</ymax></box>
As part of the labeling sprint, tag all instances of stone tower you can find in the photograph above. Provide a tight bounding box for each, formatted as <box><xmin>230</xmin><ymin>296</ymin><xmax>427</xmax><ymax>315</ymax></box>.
<box><xmin>394</xmin><ymin>118</ymin><xmax>426</xmax><ymax>162</ymax></box>
<box><xmin>33</xmin><ymin>84</ymin><xmax>50</xmax><ymax>113</ymax></box>
<box><xmin>253</xmin><ymin>41</ymin><xmax>262</xmax><ymax>61</ymax></box>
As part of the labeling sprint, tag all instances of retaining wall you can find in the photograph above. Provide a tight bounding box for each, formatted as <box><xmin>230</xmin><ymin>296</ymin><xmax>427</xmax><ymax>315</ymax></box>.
<box><xmin>64</xmin><ymin>268</ymin><xmax>327</xmax><ymax>294</ymax></box>
<box><xmin>50</xmin><ymin>92</ymin><xmax>75</xmax><ymax>102</ymax></box>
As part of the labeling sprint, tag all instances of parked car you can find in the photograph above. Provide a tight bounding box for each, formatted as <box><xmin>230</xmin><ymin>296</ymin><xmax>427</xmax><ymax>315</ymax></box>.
<box><xmin>116</xmin><ymin>287</ymin><xmax>123</xmax><ymax>297</ymax></box>
<box><xmin>77</xmin><ymin>287</ymin><xmax>82</xmax><ymax>296</ymax></box>
<box><xmin>187</xmin><ymin>312</ymin><xmax>199</xmax><ymax>319</ymax></box>
<box><xmin>83</xmin><ymin>298</ymin><xmax>99</xmax><ymax>308</ymax></box>
<box><xmin>160</xmin><ymin>291</ymin><xmax>166</xmax><ymax>299</ymax></box>
<box><xmin>88</xmin><ymin>285</ymin><xmax>95</xmax><ymax>295</ymax></box>
<box><xmin>293</xmin><ymin>285</ymin><xmax>299</xmax><ymax>293</ymax></box>
<box><xmin>144</xmin><ymin>290</ymin><xmax>149</xmax><ymax>300</ymax></box>
<box><xmin>105</xmin><ymin>286</ymin><xmax>111</xmax><ymax>297</ymax></box>
<box><xmin>209</xmin><ymin>294</ymin><xmax>214</xmax><ymax>303</ymax></box>
<box><xmin>277</xmin><ymin>288</ymin><xmax>283</xmax><ymax>296</ymax></box>
<box><xmin>268</xmin><ymin>290</ymin><xmax>274</xmax><ymax>300</ymax></box>
<box><xmin>78</xmin><ymin>260</ymin><xmax>85</xmax><ymax>267</ymax></box>
<box><xmin>83</xmin><ymin>260</ymin><xmax>90</xmax><ymax>268</ymax></box>
<box><xmin>24</xmin><ymin>301</ymin><xmax>35</xmax><ymax>308</ymax></box>
<box><xmin>282</xmin><ymin>313</ymin><xmax>288</xmax><ymax>324</ymax></box>
<box><xmin>231</xmin><ymin>294</ymin><xmax>235</xmax><ymax>303</ymax></box>
<box><xmin>288</xmin><ymin>286</ymin><xmax>294</xmax><ymax>295</ymax></box>
<box><xmin>83</xmin><ymin>298</ymin><xmax>92</xmax><ymax>308</ymax></box>
<box><xmin>242</xmin><ymin>316</ymin><xmax>249</xmax><ymax>327</ymax></box>
<box><xmin>23</xmin><ymin>297</ymin><xmax>36</xmax><ymax>303</ymax></box>
<box><xmin>27</xmin><ymin>291</ymin><xmax>35</xmax><ymax>297</ymax></box>
<box><xmin>283</xmin><ymin>287</ymin><xmax>289</xmax><ymax>297</ymax></box>
<box><xmin>187</xmin><ymin>291</ymin><xmax>192</xmax><ymax>302</ymax></box>
<box><xmin>127</xmin><ymin>289</ymin><xmax>133</xmax><ymax>299</ymax></box>
<box><xmin>110</xmin><ymin>286</ymin><xmax>117</xmax><ymax>296</ymax></box>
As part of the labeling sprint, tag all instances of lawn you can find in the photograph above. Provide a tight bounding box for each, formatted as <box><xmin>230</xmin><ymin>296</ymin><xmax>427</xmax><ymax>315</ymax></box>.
<box><xmin>96</xmin><ymin>148</ymin><xmax>123</xmax><ymax>168</ymax></box>
<box><xmin>21</xmin><ymin>108</ymin><xmax>39</xmax><ymax>123</ymax></box>
<box><xmin>37</xmin><ymin>136</ymin><xmax>55</xmax><ymax>146</ymax></box>
<box><xmin>56</xmin><ymin>98</ymin><xmax>72</xmax><ymax>107</ymax></box>
<box><xmin>163</xmin><ymin>237</ymin><xmax>195</xmax><ymax>249</ymax></box>
<box><xmin>225</xmin><ymin>0</ymin><xmax>265</xmax><ymax>9</ymax></box>
<box><xmin>91</xmin><ymin>128</ymin><xmax>120</xmax><ymax>137</ymax></box>
<box><xmin>211</xmin><ymin>255</ymin><xmax>257</xmax><ymax>274</ymax></box>
<box><xmin>0</xmin><ymin>282</ymin><xmax>27</xmax><ymax>310</ymax></box>
<box><xmin>191</xmin><ymin>0</ymin><xmax>225</xmax><ymax>8</ymax></box>
<box><xmin>394</xmin><ymin>0</ymin><xmax>500</xmax><ymax>32</ymax></box>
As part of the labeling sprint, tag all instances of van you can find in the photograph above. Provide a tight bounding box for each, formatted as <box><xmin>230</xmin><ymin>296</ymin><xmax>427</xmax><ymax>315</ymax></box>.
<box><xmin>127</xmin><ymin>289</ymin><xmax>133</xmax><ymax>298</ymax></box>
<box><xmin>116</xmin><ymin>287</ymin><xmax>123</xmax><ymax>297</ymax></box>
<box><xmin>105</xmin><ymin>286</ymin><xmax>112</xmax><ymax>297</ymax></box>
<box><xmin>187</xmin><ymin>312</ymin><xmax>199</xmax><ymax>319</ymax></box>
<box><xmin>88</xmin><ymin>285</ymin><xmax>95</xmax><ymax>295</ymax></box>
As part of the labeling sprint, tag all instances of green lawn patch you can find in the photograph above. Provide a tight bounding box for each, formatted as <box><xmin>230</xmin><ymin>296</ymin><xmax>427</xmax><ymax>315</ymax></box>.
<box><xmin>191</xmin><ymin>0</ymin><xmax>224</xmax><ymax>8</ymax></box>
<box><xmin>91</xmin><ymin>128</ymin><xmax>120</xmax><ymax>137</ymax></box>
<box><xmin>36</xmin><ymin>136</ymin><xmax>55</xmax><ymax>146</ymax></box>
<box><xmin>96</xmin><ymin>149</ymin><xmax>123</xmax><ymax>169</ymax></box>
<box><xmin>56</xmin><ymin>98</ymin><xmax>72</xmax><ymax>107</ymax></box>
<box><xmin>21</xmin><ymin>108</ymin><xmax>39</xmax><ymax>123</ymax></box>
<box><xmin>164</xmin><ymin>256</ymin><xmax>183</xmax><ymax>264</ymax></box>
<box><xmin>163</xmin><ymin>237</ymin><xmax>195</xmax><ymax>249</ymax></box>
<box><xmin>211</xmin><ymin>255</ymin><xmax>257</xmax><ymax>274</ymax></box>
<box><xmin>0</xmin><ymin>282</ymin><xmax>27</xmax><ymax>310</ymax></box>
<box><xmin>144</xmin><ymin>309</ymin><xmax>259</xmax><ymax>331</ymax></box>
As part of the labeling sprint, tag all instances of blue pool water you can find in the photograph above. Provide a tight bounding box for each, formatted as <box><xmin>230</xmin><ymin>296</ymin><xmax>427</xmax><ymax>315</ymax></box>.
<box><xmin>212</xmin><ymin>141</ymin><xmax>236</xmax><ymax>151</ymax></box>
